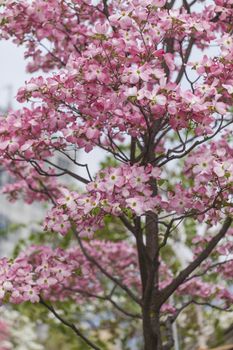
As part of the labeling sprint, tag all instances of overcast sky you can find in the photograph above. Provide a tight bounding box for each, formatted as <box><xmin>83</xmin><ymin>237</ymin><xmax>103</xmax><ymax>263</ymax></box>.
<box><xmin>0</xmin><ymin>41</ymin><xmax>31</xmax><ymax>109</ymax></box>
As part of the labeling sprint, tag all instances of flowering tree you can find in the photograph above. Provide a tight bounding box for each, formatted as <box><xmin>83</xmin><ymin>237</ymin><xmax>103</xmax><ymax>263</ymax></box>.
<box><xmin>0</xmin><ymin>0</ymin><xmax>233</xmax><ymax>349</ymax></box>
<box><xmin>0</xmin><ymin>307</ymin><xmax>44</xmax><ymax>350</ymax></box>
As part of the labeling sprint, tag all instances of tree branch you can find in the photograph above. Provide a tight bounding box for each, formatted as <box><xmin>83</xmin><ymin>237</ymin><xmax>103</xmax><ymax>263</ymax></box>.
<box><xmin>43</xmin><ymin>159</ymin><xmax>90</xmax><ymax>184</ymax></box>
<box><xmin>102</xmin><ymin>0</ymin><xmax>110</xmax><ymax>18</ymax></box>
<box><xmin>66</xmin><ymin>287</ymin><xmax>142</xmax><ymax>319</ymax></box>
<box><xmin>159</xmin><ymin>217</ymin><xmax>232</xmax><ymax>305</ymax></box>
<box><xmin>40</xmin><ymin>298</ymin><xmax>101</xmax><ymax>350</ymax></box>
<box><xmin>73</xmin><ymin>229</ymin><xmax>141</xmax><ymax>305</ymax></box>
<box><xmin>184</xmin><ymin>258</ymin><xmax>233</xmax><ymax>283</ymax></box>
<box><xmin>156</xmin><ymin>118</ymin><xmax>233</xmax><ymax>166</ymax></box>
<box><xmin>176</xmin><ymin>37</ymin><xmax>194</xmax><ymax>84</ymax></box>
<box><xmin>192</xmin><ymin>300</ymin><xmax>232</xmax><ymax>312</ymax></box>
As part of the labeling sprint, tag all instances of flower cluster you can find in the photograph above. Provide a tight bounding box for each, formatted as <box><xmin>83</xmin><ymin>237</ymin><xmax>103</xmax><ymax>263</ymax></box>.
<box><xmin>0</xmin><ymin>159</ymin><xmax>61</xmax><ymax>204</ymax></box>
<box><xmin>178</xmin><ymin>278</ymin><xmax>233</xmax><ymax>305</ymax></box>
<box><xmin>0</xmin><ymin>241</ymin><xmax>140</xmax><ymax>304</ymax></box>
<box><xmin>42</xmin><ymin>131</ymin><xmax>233</xmax><ymax>237</ymax></box>
<box><xmin>0</xmin><ymin>0</ymin><xmax>231</xmax><ymax>162</ymax></box>
<box><xmin>44</xmin><ymin>164</ymin><xmax>162</xmax><ymax>236</ymax></box>
<box><xmin>183</xmin><ymin>134</ymin><xmax>233</xmax><ymax>221</ymax></box>
<box><xmin>0</xmin><ymin>239</ymin><xmax>233</xmax><ymax>313</ymax></box>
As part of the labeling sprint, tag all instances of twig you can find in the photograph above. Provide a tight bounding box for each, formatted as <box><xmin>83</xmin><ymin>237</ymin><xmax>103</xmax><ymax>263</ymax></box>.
<box><xmin>43</xmin><ymin>159</ymin><xmax>90</xmax><ymax>184</ymax></box>
<box><xmin>73</xmin><ymin>230</ymin><xmax>141</xmax><ymax>305</ymax></box>
<box><xmin>67</xmin><ymin>287</ymin><xmax>142</xmax><ymax>319</ymax></box>
<box><xmin>40</xmin><ymin>298</ymin><xmax>101</xmax><ymax>350</ymax></box>
<box><xmin>159</xmin><ymin>217</ymin><xmax>232</xmax><ymax>305</ymax></box>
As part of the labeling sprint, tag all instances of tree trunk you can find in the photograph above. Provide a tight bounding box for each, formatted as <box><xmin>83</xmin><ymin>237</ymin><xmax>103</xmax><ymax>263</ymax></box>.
<box><xmin>142</xmin><ymin>205</ymin><xmax>162</xmax><ymax>350</ymax></box>
<box><xmin>143</xmin><ymin>308</ymin><xmax>162</xmax><ymax>350</ymax></box>
<box><xmin>140</xmin><ymin>129</ymin><xmax>163</xmax><ymax>350</ymax></box>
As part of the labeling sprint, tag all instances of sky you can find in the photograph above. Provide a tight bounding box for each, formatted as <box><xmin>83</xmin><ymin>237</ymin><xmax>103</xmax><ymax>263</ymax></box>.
<box><xmin>0</xmin><ymin>41</ymin><xmax>32</xmax><ymax>109</ymax></box>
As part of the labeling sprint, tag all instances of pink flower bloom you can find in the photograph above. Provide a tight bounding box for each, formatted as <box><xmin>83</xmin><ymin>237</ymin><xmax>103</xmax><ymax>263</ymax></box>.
<box><xmin>145</xmin><ymin>88</ymin><xmax>167</xmax><ymax>106</ymax></box>
<box><xmin>123</xmin><ymin>65</ymin><xmax>152</xmax><ymax>84</ymax></box>
<box><xmin>23</xmin><ymin>286</ymin><xmax>40</xmax><ymax>303</ymax></box>
<box><xmin>25</xmin><ymin>82</ymin><xmax>38</xmax><ymax>92</ymax></box>
<box><xmin>222</xmin><ymin>84</ymin><xmax>233</xmax><ymax>94</ymax></box>
<box><xmin>105</xmin><ymin>168</ymin><xmax>125</xmax><ymax>189</ymax></box>
<box><xmin>126</xmin><ymin>197</ymin><xmax>151</xmax><ymax>215</ymax></box>
<box><xmin>152</xmin><ymin>0</ymin><xmax>166</xmax><ymax>7</ymax></box>
<box><xmin>37</xmin><ymin>276</ymin><xmax>57</xmax><ymax>288</ymax></box>
<box><xmin>94</xmin><ymin>22</ymin><xmax>109</xmax><ymax>35</ymax></box>
<box><xmin>164</xmin><ymin>53</ymin><xmax>176</xmax><ymax>71</ymax></box>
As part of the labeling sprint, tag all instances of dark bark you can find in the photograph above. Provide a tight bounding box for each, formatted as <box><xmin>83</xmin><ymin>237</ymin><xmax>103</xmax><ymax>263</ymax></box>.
<box><xmin>139</xmin><ymin>129</ymin><xmax>163</xmax><ymax>350</ymax></box>
<box><xmin>142</xmin><ymin>205</ymin><xmax>163</xmax><ymax>350</ymax></box>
